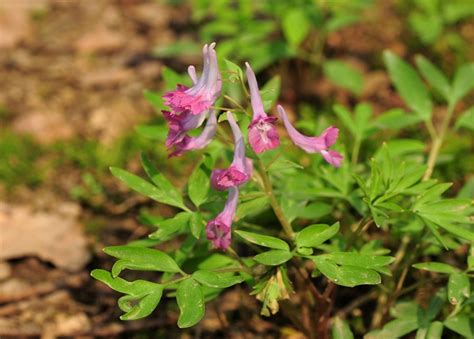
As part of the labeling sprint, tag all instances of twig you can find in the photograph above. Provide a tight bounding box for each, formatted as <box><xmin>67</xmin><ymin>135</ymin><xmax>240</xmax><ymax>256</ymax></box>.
<box><xmin>335</xmin><ymin>290</ymin><xmax>378</xmax><ymax>320</ymax></box>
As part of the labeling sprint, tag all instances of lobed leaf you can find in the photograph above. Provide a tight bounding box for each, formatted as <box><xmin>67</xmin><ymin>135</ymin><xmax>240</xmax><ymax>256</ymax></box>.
<box><xmin>176</xmin><ymin>278</ymin><xmax>205</xmax><ymax>328</ymax></box>
<box><xmin>412</xmin><ymin>262</ymin><xmax>459</xmax><ymax>274</ymax></box>
<box><xmin>235</xmin><ymin>230</ymin><xmax>290</xmax><ymax>251</ymax></box>
<box><xmin>448</xmin><ymin>273</ymin><xmax>470</xmax><ymax>305</ymax></box>
<box><xmin>192</xmin><ymin>270</ymin><xmax>244</xmax><ymax>288</ymax></box>
<box><xmin>253</xmin><ymin>250</ymin><xmax>293</xmax><ymax>266</ymax></box>
<box><xmin>295</xmin><ymin>222</ymin><xmax>340</xmax><ymax>248</ymax></box>
<box><xmin>188</xmin><ymin>164</ymin><xmax>210</xmax><ymax>208</ymax></box>
<box><xmin>384</xmin><ymin>51</ymin><xmax>432</xmax><ymax>120</ymax></box>
<box><xmin>103</xmin><ymin>246</ymin><xmax>182</xmax><ymax>276</ymax></box>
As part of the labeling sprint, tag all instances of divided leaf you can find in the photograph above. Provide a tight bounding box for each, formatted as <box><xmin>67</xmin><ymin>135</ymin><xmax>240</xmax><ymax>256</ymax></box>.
<box><xmin>235</xmin><ymin>230</ymin><xmax>290</xmax><ymax>251</ymax></box>
<box><xmin>415</xmin><ymin>55</ymin><xmax>451</xmax><ymax>100</ymax></box>
<box><xmin>412</xmin><ymin>262</ymin><xmax>459</xmax><ymax>274</ymax></box>
<box><xmin>192</xmin><ymin>270</ymin><xmax>244</xmax><ymax>288</ymax></box>
<box><xmin>188</xmin><ymin>164</ymin><xmax>210</xmax><ymax>207</ymax></box>
<box><xmin>254</xmin><ymin>250</ymin><xmax>293</xmax><ymax>266</ymax></box>
<box><xmin>103</xmin><ymin>246</ymin><xmax>182</xmax><ymax>276</ymax></box>
<box><xmin>384</xmin><ymin>51</ymin><xmax>432</xmax><ymax>120</ymax></box>
<box><xmin>176</xmin><ymin>278</ymin><xmax>205</xmax><ymax>328</ymax></box>
<box><xmin>295</xmin><ymin>223</ymin><xmax>340</xmax><ymax>248</ymax></box>
<box><xmin>91</xmin><ymin>269</ymin><xmax>163</xmax><ymax>321</ymax></box>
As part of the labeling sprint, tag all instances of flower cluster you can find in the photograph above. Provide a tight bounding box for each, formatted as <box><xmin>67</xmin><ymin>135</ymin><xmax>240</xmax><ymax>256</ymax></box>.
<box><xmin>162</xmin><ymin>43</ymin><xmax>343</xmax><ymax>251</ymax></box>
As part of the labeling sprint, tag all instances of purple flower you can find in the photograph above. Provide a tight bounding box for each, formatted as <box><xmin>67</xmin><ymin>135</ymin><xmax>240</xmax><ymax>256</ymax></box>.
<box><xmin>163</xmin><ymin>43</ymin><xmax>221</xmax><ymax>116</ymax></box>
<box><xmin>206</xmin><ymin>187</ymin><xmax>239</xmax><ymax>250</ymax></box>
<box><xmin>277</xmin><ymin>105</ymin><xmax>343</xmax><ymax>167</ymax></box>
<box><xmin>162</xmin><ymin>109</ymin><xmax>207</xmax><ymax>148</ymax></box>
<box><xmin>246</xmin><ymin>62</ymin><xmax>280</xmax><ymax>154</ymax></box>
<box><xmin>211</xmin><ymin>112</ymin><xmax>253</xmax><ymax>190</ymax></box>
<box><xmin>169</xmin><ymin>110</ymin><xmax>217</xmax><ymax>157</ymax></box>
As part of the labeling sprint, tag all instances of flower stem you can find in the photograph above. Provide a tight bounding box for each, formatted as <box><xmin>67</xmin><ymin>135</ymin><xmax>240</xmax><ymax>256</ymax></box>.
<box><xmin>223</xmin><ymin>95</ymin><xmax>245</xmax><ymax>111</ymax></box>
<box><xmin>423</xmin><ymin>103</ymin><xmax>455</xmax><ymax>180</ymax></box>
<box><xmin>257</xmin><ymin>158</ymin><xmax>295</xmax><ymax>238</ymax></box>
<box><xmin>351</xmin><ymin>137</ymin><xmax>361</xmax><ymax>165</ymax></box>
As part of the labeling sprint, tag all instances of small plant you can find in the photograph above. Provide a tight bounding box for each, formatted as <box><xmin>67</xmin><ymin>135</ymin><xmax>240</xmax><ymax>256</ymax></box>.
<box><xmin>92</xmin><ymin>43</ymin><xmax>473</xmax><ymax>337</ymax></box>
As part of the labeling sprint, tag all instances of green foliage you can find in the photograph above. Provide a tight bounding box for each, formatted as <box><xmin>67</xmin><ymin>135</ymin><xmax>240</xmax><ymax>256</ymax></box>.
<box><xmin>91</xmin><ymin>25</ymin><xmax>473</xmax><ymax>336</ymax></box>
<box><xmin>323</xmin><ymin>60</ymin><xmax>364</xmax><ymax>96</ymax></box>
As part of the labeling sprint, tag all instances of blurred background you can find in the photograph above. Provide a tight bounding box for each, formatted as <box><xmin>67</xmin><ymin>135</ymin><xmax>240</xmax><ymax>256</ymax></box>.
<box><xmin>0</xmin><ymin>0</ymin><xmax>473</xmax><ymax>337</ymax></box>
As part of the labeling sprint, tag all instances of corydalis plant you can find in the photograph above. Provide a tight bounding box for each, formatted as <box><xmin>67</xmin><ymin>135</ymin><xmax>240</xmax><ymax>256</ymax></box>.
<box><xmin>93</xmin><ymin>44</ymin><xmax>473</xmax><ymax>338</ymax></box>
<box><xmin>161</xmin><ymin>43</ymin><xmax>342</xmax><ymax>250</ymax></box>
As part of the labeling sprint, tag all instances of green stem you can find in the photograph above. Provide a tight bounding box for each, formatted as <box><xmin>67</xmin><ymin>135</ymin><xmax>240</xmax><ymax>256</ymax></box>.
<box><xmin>223</xmin><ymin>95</ymin><xmax>245</xmax><ymax>111</ymax></box>
<box><xmin>257</xmin><ymin>158</ymin><xmax>295</xmax><ymax>238</ymax></box>
<box><xmin>351</xmin><ymin>137</ymin><xmax>361</xmax><ymax>165</ymax></box>
<box><xmin>423</xmin><ymin>103</ymin><xmax>456</xmax><ymax>180</ymax></box>
<box><xmin>227</xmin><ymin>247</ymin><xmax>252</xmax><ymax>274</ymax></box>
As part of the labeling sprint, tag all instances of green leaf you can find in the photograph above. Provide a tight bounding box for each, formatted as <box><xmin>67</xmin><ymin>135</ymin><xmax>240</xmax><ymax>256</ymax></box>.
<box><xmin>354</xmin><ymin>103</ymin><xmax>373</xmax><ymax>138</ymax></box>
<box><xmin>419</xmin><ymin>213</ymin><xmax>474</xmax><ymax>241</ymax></box>
<box><xmin>224</xmin><ymin>59</ymin><xmax>243</xmax><ymax>82</ymax></box>
<box><xmin>140</xmin><ymin>154</ymin><xmax>185</xmax><ymax>209</ymax></box>
<box><xmin>91</xmin><ymin>269</ymin><xmax>134</xmax><ymax>294</ymax></box>
<box><xmin>326</xmin><ymin>14</ymin><xmax>360</xmax><ymax>32</ymax></box>
<box><xmin>111</xmin><ymin>167</ymin><xmax>176</xmax><ymax>208</ymax></box>
<box><xmin>236</xmin><ymin>196</ymin><xmax>269</xmax><ymax>220</ymax></box>
<box><xmin>260</xmin><ymin>75</ymin><xmax>281</xmax><ymax>111</ymax></box>
<box><xmin>323</xmin><ymin>60</ymin><xmax>364</xmax><ymax>95</ymax></box>
<box><xmin>176</xmin><ymin>278</ymin><xmax>205</xmax><ymax>328</ymax></box>
<box><xmin>118</xmin><ymin>290</ymin><xmax>163</xmax><ymax>321</ymax></box>
<box><xmin>153</xmin><ymin>41</ymin><xmax>201</xmax><ymax>58</ymax></box>
<box><xmin>235</xmin><ymin>230</ymin><xmax>290</xmax><ymax>251</ymax></box>
<box><xmin>161</xmin><ymin>66</ymin><xmax>192</xmax><ymax>89</ymax></box>
<box><xmin>332</xmin><ymin>316</ymin><xmax>354</xmax><ymax>339</ymax></box>
<box><xmin>384</xmin><ymin>51</ymin><xmax>432</xmax><ymax>120</ymax></box>
<box><xmin>444</xmin><ymin>315</ymin><xmax>474</xmax><ymax>338</ymax></box>
<box><xmin>91</xmin><ymin>269</ymin><xmax>163</xmax><ymax>321</ymax></box>
<box><xmin>367</xmin><ymin>317</ymin><xmax>419</xmax><ymax>338</ymax></box>
<box><xmin>455</xmin><ymin>107</ymin><xmax>474</xmax><ymax>131</ymax></box>
<box><xmin>190</xmin><ymin>212</ymin><xmax>204</xmax><ymax>239</ymax></box>
<box><xmin>374</xmin><ymin>108</ymin><xmax>423</xmax><ymax>130</ymax></box>
<box><xmin>188</xmin><ymin>164</ymin><xmax>209</xmax><ymax>207</ymax></box>
<box><xmin>254</xmin><ymin>250</ymin><xmax>293</xmax><ymax>266</ymax></box>
<box><xmin>391</xmin><ymin>301</ymin><xmax>419</xmax><ymax>319</ymax></box>
<box><xmin>135</xmin><ymin>124</ymin><xmax>167</xmax><ymax>140</ymax></box>
<box><xmin>295</xmin><ymin>222</ymin><xmax>340</xmax><ymax>248</ymax></box>
<box><xmin>192</xmin><ymin>270</ymin><xmax>244</xmax><ymax>288</ymax></box>
<box><xmin>415</xmin><ymin>183</ymin><xmax>452</xmax><ymax>207</ymax></box>
<box><xmin>103</xmin><ymin>246</ymin><xmax>182</xmax><ymax>276</ymax></box>
<box><xmin>415</xmin><ymin>55</ymin><xmax>451</xmax><ymax>100</ymax></box>
<box><xmin>282</xmin><ymin>8</ymin><xmax>310</xmax><ymax>46</ymax></box>
<box><xmin>333</xmin><ymin>104</ymin><xmax>356</xmax><ymax>136</ymax></box>
<box><xmin>312</xmin><ymin>257</ymin><xmax>381</xmax><ymax>287</ymax></box>
<box><xmin>143</xmin><ymin>90</ymin><xmax>165</xmax><ymax>112</ymax></box>
<box><xmin>149</xmin><ymin>212</ymin><xmax>191</xmax><ymax>240</ymax></box>
<box><xmin>324</xmin><ymin>252</ymin><xmax>395</xmax><ymax>269</ymax></box>
<box><xmin>412</xmin><ymin>262</ymin><xmax>459</xmax><ymax>274</ymax></box>
<box><xmin>448</xmin><ymin>273</ymin><xmax>470</xmax><ymax>305</ymax></box>
<box><xmin>451</xmin><ymin>63</ymin><xmax>474</xmax><ymax>104</ymax></box>
<box><xmin>426</xmin><ymin>321</ymin><xmax>444</xmax><ymax>339</ymax></box>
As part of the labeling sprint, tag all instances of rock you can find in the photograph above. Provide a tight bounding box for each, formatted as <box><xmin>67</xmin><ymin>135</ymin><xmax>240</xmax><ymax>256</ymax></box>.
<box><xmin>0</xmin><ymin>202</ymin><xmax>90</xmax><ymax>272</ymax></box>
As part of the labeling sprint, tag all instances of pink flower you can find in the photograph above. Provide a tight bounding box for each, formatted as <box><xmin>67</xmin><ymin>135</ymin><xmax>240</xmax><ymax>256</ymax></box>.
<box><xmin>169</xmin><ymin>110</ymin><xmax>217</xmax><ymax>157</ymax></box>
<box><xmin>211</xmin><ymin>112</ymin><xmax>253</xmax><ymax>190</ymax></box>
<box><xmin>277</xmin><ymin>105</ymin><xmax>343</xmax><ymax>167</ymax></box>
<box><xmin>246</xmin><ymin>62</ymin><xmax>280</xmax><ymax>154</ymax></box>
<box><xmin>163</xmin><ymin>43</ymin><xmax>221</xmax><ymax>116</ymax></box>
<box><xmin>206</xmin><ymin>187</ymin><xmax>239</xmax><ymax>250</ymax></box>
<box><xmin>162</xmin><ymin>109</ymin><xmax>207</xmax><ymax>148</ymax></box>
